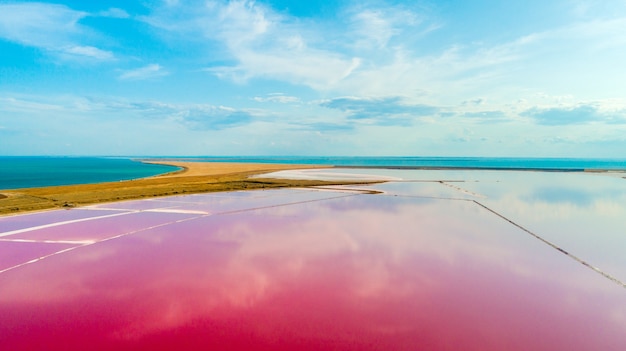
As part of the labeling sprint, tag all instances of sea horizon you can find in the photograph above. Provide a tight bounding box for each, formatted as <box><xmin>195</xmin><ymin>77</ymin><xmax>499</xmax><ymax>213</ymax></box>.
<box><xmin>145</xmin><ymin>155</ymin><xmax>626</xmax><ymax>170</ymax></box>
<box><xmin>1</xmin><ymin>155</ymin><xmax>626</xmax><ymax>191</ymax></box>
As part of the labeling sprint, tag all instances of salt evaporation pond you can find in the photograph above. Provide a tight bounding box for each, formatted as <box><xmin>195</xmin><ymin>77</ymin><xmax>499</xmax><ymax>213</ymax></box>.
<box><xmin>0</xmin><ymin>169</ymin><xmax>625</xmax><ymax>350</ymax></box>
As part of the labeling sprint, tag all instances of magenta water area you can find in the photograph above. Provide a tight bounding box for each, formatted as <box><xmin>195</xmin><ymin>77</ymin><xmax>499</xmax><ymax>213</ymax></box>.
<box><xmin>0</xmin><ymin>170</ymin><xmax>625</xmax><ymax>350</ymax></box>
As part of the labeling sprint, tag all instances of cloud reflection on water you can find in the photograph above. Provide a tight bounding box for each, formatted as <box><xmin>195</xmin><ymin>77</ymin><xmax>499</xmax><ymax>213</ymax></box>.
<box><xmin>0</xmin><ymin>172</ymin><xmax>625</xmax><ymax>350</ymax></box>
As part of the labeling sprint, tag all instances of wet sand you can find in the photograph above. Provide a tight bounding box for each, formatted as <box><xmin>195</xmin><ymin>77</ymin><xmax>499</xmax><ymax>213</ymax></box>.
<box><xmin>0</xmin><ymin>162</ymin><xmax>372</xmax><ymax>216</ymax></box>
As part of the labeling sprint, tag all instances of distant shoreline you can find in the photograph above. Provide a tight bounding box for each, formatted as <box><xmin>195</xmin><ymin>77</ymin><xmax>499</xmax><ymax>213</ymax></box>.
<box><xmin>334</xmin><ymin>165</ymin><xmax>626</xmax><ymax>172</ymax></box>
<box><xmin>142</xmin><ymin>156</ymin><xmax>626</xmax><ymax>172</ymax></box>
<box><xmin>2</xmin><ymin>160</ymin><xmax>625</xmax><ymax>216</ymax></box>
<box><xmin>0</xmin><ymin>162</ymin><xmax>368</xmax><ymax>216</ymax></box>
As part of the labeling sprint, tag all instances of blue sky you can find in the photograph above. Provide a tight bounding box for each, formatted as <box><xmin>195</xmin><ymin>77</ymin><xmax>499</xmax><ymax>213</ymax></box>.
<box><xmin>1</xmin><ymin>0</ymin><xmax>626</xmax><ymax>156</ymax></box>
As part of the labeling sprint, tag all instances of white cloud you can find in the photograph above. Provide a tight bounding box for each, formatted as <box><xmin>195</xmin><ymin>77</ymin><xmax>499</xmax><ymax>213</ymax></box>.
<box><xmin>216</xmin><ymin>0</ymin><xmax>272</xmax><ymax>43</ymax></box>
<box><xmin>144</xmin><ymin>0</ymin><xmax>512</xmax><ymax>99</ymax></box>
<box><xmin>64</xmin><ymin>45</ymin><xmax>115</xmax><ymax>60</ymax></box>
<box><xmin>3</xmin><ymin>1</ymin><xmax>626</xmax><ymax>157</ymax></box>
<box><xmin>3</xmin><ymin>91</ymin><xmax>626</xmax><ymax>157</ymax></box>
<box><xmin>211</xmin><ymin>51</ymin><xmax>361</xmax><ymax>89</ymax></box>
<box><xmin>0</xmin><ymin>96</ymin><xmax>65</xmax><ymax>113</ymax></box>
<box><xmin>0</xmin><ymin>3</ymin><xmax>84</xmax><ymax>46</ymax></box>
<box><xmin>144</xmin><ymin>0</ymin><xmax>624</xmax><ymax>108</ymax></box>
<box><xmin>118</xmin><ymin>64</ymin><xmax>169</xmax><ymax>80</ymax></box>
<box><xmin>521</xmin><ymin>103</ymin><xmax>626</xmax><ymax>126</ymax></box>
<box><xmin>347</xmin><ymin>4</ymin><xmax>427</xmax><ymax>51</ymax></box>
<box><xmin>350</xmin><ymin>9</ymin><xmax>396</xmax><ymax>49</ymax></box>
<box><xmin>253</xmin><ymin>94</ymin><xmax>301</xmax><ymax>104</ymax></box>
<box><xmin>558</xmin><ymin>17</ymin><xmax>626</xmax><ymax>51</ymax></box>
<box><xmin>0</xmin><ymin>2</ymin><xmax>114</xmax><ymax>62</ymax></box>
<box><xmin>332</xmin><ymin>10</ymin><xmax>626</xmax><ymax>105</ymax></box>
<box><xmin>319</xmin><ymin>96</ymin><xmax>438</xmax><ymax>126</ymax></box>
<box><xmin>145</xmin><ymin>0</ymin><xmax>361</xmax><ymax>89</ymax></box>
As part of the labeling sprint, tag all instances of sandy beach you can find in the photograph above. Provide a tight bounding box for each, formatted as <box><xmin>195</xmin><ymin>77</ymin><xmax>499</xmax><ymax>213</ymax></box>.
<box><xmin>0</xmin><ymin>161</ymin><xmax>369</xmax><ymax>216</ymax></box>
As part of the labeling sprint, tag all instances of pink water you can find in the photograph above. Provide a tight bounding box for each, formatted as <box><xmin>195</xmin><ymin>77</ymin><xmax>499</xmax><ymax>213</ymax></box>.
<box><xmin>0</xmin><ymin>176</ymin><xmax>625</xmax><ymax>350</ymax></box>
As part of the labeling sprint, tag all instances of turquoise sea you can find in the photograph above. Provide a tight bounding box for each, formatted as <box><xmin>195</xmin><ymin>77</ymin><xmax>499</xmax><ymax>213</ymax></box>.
<box><xmin>152</xmin><ymin>156</ymin><xmax>626</xmax><ymax>170</ymax></box>
<box><xmin>1</xmin><ymin>156</ymin><xmax>625</xmax><ymax>190</ymax></box>
<box><xmin>0</xmin><ymin>157</ymin><xmax>180</xmax><ymax>190</ymax></box>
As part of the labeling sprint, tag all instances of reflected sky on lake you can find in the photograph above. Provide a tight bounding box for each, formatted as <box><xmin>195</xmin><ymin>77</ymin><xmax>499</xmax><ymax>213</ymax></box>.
<box><xmin>1</xmin><ymin>169</ymin><xmax>625</xmax><ymax>350</ymax></box>
<box><xmin>268</xmin><ymin>168</ymin><xmax>626</xmax><ymax>283</ymax></box>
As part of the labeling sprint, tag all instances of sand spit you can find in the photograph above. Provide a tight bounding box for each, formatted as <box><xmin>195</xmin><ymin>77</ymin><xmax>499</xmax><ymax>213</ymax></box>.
<box><xmin>0</xmin><ymin>162</ymin><xmax>376</xmax><ymax>216</ymax></box>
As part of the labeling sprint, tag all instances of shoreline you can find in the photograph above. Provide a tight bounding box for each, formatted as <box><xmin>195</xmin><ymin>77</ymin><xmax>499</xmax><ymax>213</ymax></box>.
<box><xmin>2</xmin><ymin>161</ymin><xmax>624</xmax><ymax>216</ymax></box>
<box><xmin>335</xmin><ymin>165</ymin><xmax>626</xmax><ymax>172</ymax></box>
<box><xmin>0</xmin><ymin>161</ymin><xmax>373</xmax><ymax>216</ymax></box>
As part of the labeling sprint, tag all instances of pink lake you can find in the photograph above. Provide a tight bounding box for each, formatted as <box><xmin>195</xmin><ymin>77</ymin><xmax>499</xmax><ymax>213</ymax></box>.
<box><xmin>0</xmin><ymin>170</ymin><xmax>625</xmax><ymax>350</ymax></box>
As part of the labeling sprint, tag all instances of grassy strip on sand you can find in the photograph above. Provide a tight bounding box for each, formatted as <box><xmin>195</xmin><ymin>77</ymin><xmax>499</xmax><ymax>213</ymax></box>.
<box><xmin>0</xmin><ymin>162</ymin><xmax>376</xmax><ymax>216</ymax></box>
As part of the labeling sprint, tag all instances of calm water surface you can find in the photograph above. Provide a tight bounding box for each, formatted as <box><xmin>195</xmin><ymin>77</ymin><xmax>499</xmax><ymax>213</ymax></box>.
<box><xmin>0</xmin><ymin>170</ymin><xmax>624</xmax><ymax>350</ymax></box>
<box><xmin>0</xmin><ymin>157</ymin><xmax>179</xmax><ymax>190</ymax></box>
